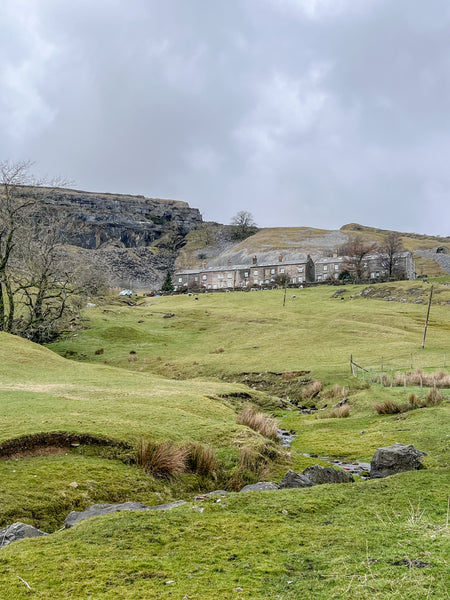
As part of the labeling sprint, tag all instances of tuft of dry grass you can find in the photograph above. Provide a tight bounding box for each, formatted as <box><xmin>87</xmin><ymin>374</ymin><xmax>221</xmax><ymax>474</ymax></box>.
<box><xmin>374</xmin><ymin>400</ymin><xmax>402</xmax><ymax>415</ymax></box>
<box><xmin>227</xmin><ymin>439</ymin><xmax>285</xmax><ymax>491</ymax></box>
<box><xmin>328</xmin><ymin>404</ymin><xmax>350</xmax><ymax>418</ymax></box>
<box><xmin>237</xmin><ymin>406</ymin><xmax>278</xmax><ymax>439</ymax></box>
<box><xmin>394</xmin><ymin>368</ymin><xmax>450</xmax><ymax>388</ymax></box>
<box><xmin>425</xmin><ymin>387</ymin><xmax>443</xmax><ymax>405</ymax></box>
<box><xmin>136</xmin><ymin>439</ymin><xmax>188</xmax><ymax>478</ymax></box>
<box><xmin>301</xmin><ymin>380</ymin><xmax>322</xmax><ymax>400</ymax></box>
<box><xmin>185</xmin><ymin>442</ymin><xmax>218</xmax><ymax>477</ymax></box>
<box><xmin>324</xmin><ymin>384</ymin><xmax>349</xmax><ymax>399</ymax></box>
<box><xmin>211</xmin><ymin>346</ymin><xmax>225</xmax><ymax>354</ymax></box>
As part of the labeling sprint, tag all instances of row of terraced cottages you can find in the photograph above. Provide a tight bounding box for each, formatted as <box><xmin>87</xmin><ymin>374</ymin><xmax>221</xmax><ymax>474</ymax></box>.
<box><xmin>174</xmin><ymin>251</ymin><xmax>415</xmax><ymax>291</ymax></box>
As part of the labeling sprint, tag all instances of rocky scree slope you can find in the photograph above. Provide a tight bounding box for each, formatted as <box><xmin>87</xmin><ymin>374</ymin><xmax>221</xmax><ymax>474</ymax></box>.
<box><xmin>19</xmin><ymin>186</ymin><xmax>202</xmax><ymax>288</ymax></box>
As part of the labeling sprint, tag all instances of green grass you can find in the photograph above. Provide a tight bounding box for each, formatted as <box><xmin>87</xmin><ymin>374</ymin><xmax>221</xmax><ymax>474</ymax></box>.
<box><xmin>0</xmin><ymin>471</ymin><xmax>448</xmax><ymax>599</ymax></box>
<box><xmin>48</xmin><ymin>283</ymin><xmax>450</xmax><ymax>382</ymax></box>
<box><xmin>1</xmin><ymin>282</ymin><xmax>449</xmax><ymax>598</ymax></box>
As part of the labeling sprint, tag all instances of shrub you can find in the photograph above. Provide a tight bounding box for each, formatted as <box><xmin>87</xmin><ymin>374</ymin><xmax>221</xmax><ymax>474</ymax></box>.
<box><xmin>136</xmin><ymin>439</ymin><xmax>188</xmax><ymax>478</ymax></box>
<box><xmin>185</xmin><ymin>442</ymin><xmax>218</xmax><ymax>477</ymax></box>
<box><xmin>237</xmin><ymin>406</ymin><xmax>278</xmax><ymax>439</ymax></box>
<box><xmin>94</xmin><ymin>348</ymin><xmax>104</xmax><ymax>355</ymax></box>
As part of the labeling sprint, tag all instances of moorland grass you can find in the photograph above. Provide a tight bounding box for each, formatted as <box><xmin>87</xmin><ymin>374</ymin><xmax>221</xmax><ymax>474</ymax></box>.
<box><xmin>0</xmin><ymin>470</ymin><xmax>448</xmax><ymax>599</ymax></box>
<box><xmin>1</xmin><ymin>281</ymin><xmax>449</xmax><ymax>598</ymax></box>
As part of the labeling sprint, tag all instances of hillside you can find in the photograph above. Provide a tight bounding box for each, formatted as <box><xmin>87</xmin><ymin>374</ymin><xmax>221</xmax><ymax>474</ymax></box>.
<box><xmin>176</xmin><ymin>222</ymin><xmax>450</xmax><ymax>277</ymax></box>
<box><xmin>16</xmin><ymin>185</ymin><xmax>203</xmax><ymax>288</ymax></box>
<box><xmin>0</xmin><ymin>283</ymin><xmax>449</xmax><ymax>599</ymax></box>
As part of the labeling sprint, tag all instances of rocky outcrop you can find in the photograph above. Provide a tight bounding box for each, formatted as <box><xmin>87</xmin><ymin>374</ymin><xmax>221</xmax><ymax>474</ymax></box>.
<box><xmin>302</xmin><ymin>465</ymin><xmax>354</xmax><ymax>484</ymax></box>
<box><xmin>370</xmin><ymin>443</ymin><xmax>427</xmax><ymax>478</ymax></box>
<box><xmin>279</xmin><ymin>469</ymin><xmax>315</xmax><ymax>488</ymax></box>
<box><xmin>65</xmin><ymin>500</ymin><xmax>186</xmax><ymax>528</ymax></box>
<box><xmin>0</xmin><ymin>523</ymin><xmax>48</xmax><ymax>548</ymax></box>
<box><xmin>18</xmin><ymin>186</ymin><xmax>203</xmax><ymax>289</ymax></box>
<box><xmin>239</xmin><ymin>482</ymin><xmax>279</xmax><ymax>492</ymax></box>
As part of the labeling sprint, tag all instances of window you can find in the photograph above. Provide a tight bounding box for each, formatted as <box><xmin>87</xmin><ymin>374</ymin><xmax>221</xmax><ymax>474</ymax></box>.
<box><xmin>323</xmin><ymin>265</ymin><xmax>328</xmax><ymax>271</ymax></box>
<box><xmin>271</xmin><ymin>268</ymin><xmax>275</xmax><ymax>274</ymax></box>
<box><xmin>292</xmin><ymin>277</ymin><xmax>296</xmax><ymax>283</ymax></box>
<box><xmin>334</xmin><ymin>264</ymin><xmax>339</xmax><ymax>270</ymax></box>
<box><xmin>299</xmin><ymin>276</ymin><xmax>303</xmax><ymax>283</ymax></box>
<box><xmin>265</xmin><ymin>279</ymin><xmax>269</xmax><ymax>284</ymax></box>
<box><xmin>244</xmin><ymin>271</ymin><xmax>249</xmax><ymax>277</ymax></box>
<box><xmin>218</xmin><ymin>274</ymin><xmax>223</xmax><ymax>279</ymax></box>
<box><xmin>317</xmin><ymin>275</ymin><xmax>322</xmax><ymax>281</ymax></box>
<box><xmin>202</xmin><ymin>275</ymin><xmax>207</xmax><ymax>280</ymax></box>
<box><xmin>227</xmin><ymin>273</ymin><xmax>232</xmax><ymax>279</ymax></box>
<box><xmin>376</xmin><ymin>272</ymin><xmax>380</xmax><ymax>278</ymax></box>
<box><xmin>280</xmin><ymin>268</ymin><xmax>285</xmax><ymax>274</ymax></box>
<box><xmin>194</xmin><ymin>276</ymin><xmax>198</xmax><ymax>281</ymax></box>
<box><xmin>178</xmin><ymin>277</ymin><xmax>183</xmax><ymax>283</ymax></box>
<box><xmin>370</xmin><ymin>272</ymin><xmax>375</xmax><ymax>278</ymax></box>
<box><xmin>334</xmin><ymin>273</ymin><xmax>339</xmax><ymax>279</ymax></box>
<box><xmin>253</xmin><ymin>270</ymin><xmax>258</xmax><ymax>275</ymax></box>
<box><xmin>228</xmin><ymin>282</ymin><xmax>232</xmax><ymax>287</ymax></box>
<box><xmin>298</xmin><ymin>267</ymin><xmax>303</xmax><ymax>273</ymax></box>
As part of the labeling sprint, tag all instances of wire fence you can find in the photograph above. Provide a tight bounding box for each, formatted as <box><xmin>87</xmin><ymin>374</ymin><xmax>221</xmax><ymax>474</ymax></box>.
<box><xmin>350</xmin><ymin>351</ymin><xmax>450</xmax><ymax>390</ymax></box>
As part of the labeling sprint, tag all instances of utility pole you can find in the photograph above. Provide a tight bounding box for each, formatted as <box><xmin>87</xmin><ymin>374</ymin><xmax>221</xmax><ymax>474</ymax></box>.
<box><xmin>422</xmin><ymin>285</ymin><xmax>434</xmax><ymax>349</ymax></box>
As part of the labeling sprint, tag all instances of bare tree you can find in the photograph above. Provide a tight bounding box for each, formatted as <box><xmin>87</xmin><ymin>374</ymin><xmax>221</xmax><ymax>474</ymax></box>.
<box><xmin>230</xmin><ymin>211</ymin><xmax>258</xmax><ymax>240</ymax></box>
<box><xmin>380</xmin><ymin>231</ymin><xmax>404</xmax><ymax>279</ymax></box>
<box><xmin>0</xmin><ymin>160</ymin><xmax>80</xmax><ymax>343</ymax></box>
<box><xmin>340</xmin><ymin>235</ymin><xmax>378</xmax><ymax>282</ymax></box>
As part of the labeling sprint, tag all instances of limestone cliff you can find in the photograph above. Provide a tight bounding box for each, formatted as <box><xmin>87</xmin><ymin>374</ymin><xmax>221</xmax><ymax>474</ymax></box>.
<box><xmin>17</xmin><ymin>186</ymin><xmax>203</xmax><ymax>289</ymax></box>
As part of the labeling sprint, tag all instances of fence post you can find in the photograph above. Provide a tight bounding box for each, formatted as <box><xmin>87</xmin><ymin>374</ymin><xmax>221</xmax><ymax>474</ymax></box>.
<box><xmin>403</xmin><ymin>374</ymin><xmax>406</xmax><ymax>394</ymax></box>
<box><xmin>350</xmin><ymin>355</ymin><xmax>353</xmax><ymax>376</ymax></box>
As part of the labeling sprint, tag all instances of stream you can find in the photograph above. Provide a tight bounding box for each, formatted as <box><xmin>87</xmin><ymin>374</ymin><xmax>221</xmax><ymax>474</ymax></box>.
<box><xmin>277</xmin><ymin>429</ymin><xmax>371</xmax><ymax>478</ymax></box>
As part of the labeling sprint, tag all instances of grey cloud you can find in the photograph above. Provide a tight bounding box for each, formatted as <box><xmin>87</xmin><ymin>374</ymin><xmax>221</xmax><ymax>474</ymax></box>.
<box><xmin>0</xmin><ymin>0</ymin><xmax>448</xmax><ymax>235</ymax></box>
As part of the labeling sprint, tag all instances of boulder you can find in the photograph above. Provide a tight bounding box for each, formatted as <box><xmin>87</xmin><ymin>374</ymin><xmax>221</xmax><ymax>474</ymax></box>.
<box><xmin>239</xmin><ymin>482</ymin><xmax>279</xmax><ymax>492</ymax></box>
<box><xmin>370</xmin><ymin>443</ymin><xmax>427</xmax><ymax>479</ymax></box>
<box><xmin>302</xmin><ymin>465</ymin><xmax>354</xmax><ymax>484</ymax></box>
<box><xmin>0</xmin><ymin>522</ymin><xmax>47</xmax><ymax>548</ymax></box>
<box><xmin>65</xmin><ymin>500</ymin><xmax>186</xmax><ymax>528</ymax></box>
<box><xmin>279</xmin><ymin>469</ymin><xmax>315</xmax><ymax>488</ymax></box>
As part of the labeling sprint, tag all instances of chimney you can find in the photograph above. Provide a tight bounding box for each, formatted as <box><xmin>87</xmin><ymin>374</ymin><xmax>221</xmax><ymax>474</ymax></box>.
<box><xmin>333</xmin><ymin>248</ymin><xmax>337</xmax><ymax>258</ymax></box>
<box><xmin>279</xmin><ymin>253</ymin><xmax>283</xmax><ymax>263</ymax></box>
<box><xmin>227</xmin><ymin>259</ymin><xmax>232</xmax><ymax>267</ymax></box>
<box><xmin>252</xmin><ymin>255</ymin><xmax>257</xmax><ymax>265</ymax></box>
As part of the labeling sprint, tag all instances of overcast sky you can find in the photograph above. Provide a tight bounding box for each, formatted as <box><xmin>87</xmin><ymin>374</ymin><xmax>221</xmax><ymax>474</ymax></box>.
<box><xmin>1</xmin><ymin>0</ymin><xmax>449</xmax><ymax>235</ymax></box>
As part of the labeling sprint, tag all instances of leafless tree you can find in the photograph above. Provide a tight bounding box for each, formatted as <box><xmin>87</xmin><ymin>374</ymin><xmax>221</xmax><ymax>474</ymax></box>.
<box><xmin>380</xmin><ymin>231</ymin><xmax>404</xmax><ymax>279</ymax></box>
<box><xmin>0</xmin><ymin>160</ymin><xmax>81</xmax><ymax>343</ymax></box>
<box><xmin>340</xmin><ymin>235</ymin><xmax>378</xmax><ymax>282</ymax></box>
<box><xmin>230</xmin><ymin>211</ymin><xmax>258</xmax><ymax>240</ymax></box>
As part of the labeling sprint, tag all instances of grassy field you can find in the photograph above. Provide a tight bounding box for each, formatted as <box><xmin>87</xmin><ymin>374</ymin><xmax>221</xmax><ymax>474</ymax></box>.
<box><xmin>0</xmin><ymin>280</ymin><xmax>449</xmax><ymax>598</ymax></box>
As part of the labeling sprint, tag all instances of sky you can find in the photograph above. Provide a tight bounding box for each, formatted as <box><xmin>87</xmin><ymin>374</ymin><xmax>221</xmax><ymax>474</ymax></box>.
<box><xmin>1</xmin><ymin>0</ymin><xmax>449</xmax><ymax>236</ymax></box>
